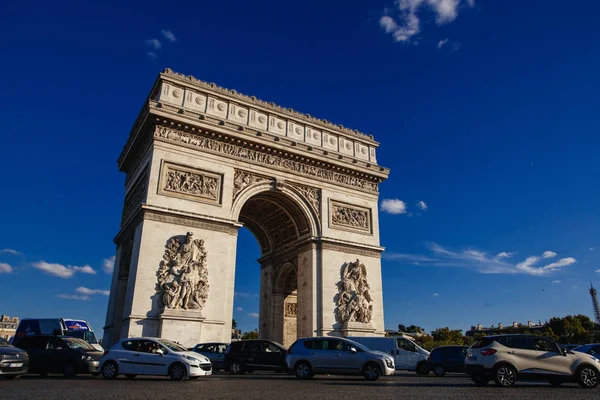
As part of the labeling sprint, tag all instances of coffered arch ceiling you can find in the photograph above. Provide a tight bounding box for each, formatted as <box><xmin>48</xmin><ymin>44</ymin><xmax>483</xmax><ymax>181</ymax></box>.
<box><xmin>239</xmin><ymin>192</ymin><xmax>311</xmax><ymax>255</ymax></box>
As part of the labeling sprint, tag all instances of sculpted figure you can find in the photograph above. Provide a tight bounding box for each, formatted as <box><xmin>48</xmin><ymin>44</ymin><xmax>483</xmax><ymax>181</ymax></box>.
<box><xmin>335</xmin><ymin>259</ymin><xmax>373</xmax><ymax>324</ymax></box>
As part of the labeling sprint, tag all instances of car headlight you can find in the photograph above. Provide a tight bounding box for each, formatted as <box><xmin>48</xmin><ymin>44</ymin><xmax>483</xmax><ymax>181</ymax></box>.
<box><xmin>81</xmin><ymin>355</ymin><xmax>93</xmax><ymax>361</ymax></box>
<box><xmin>183</xmin><ymin>355</ymin><xmax>198</xmax><ymax>362</ymax></box>
<box><xmin>385</xmin><ymin>357</ymin><xmax>394</xmax><ymax>368</ymax></box>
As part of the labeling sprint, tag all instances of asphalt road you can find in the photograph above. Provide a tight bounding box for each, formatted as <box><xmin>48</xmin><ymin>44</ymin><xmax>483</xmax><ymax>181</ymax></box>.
<box><xmin>1</xmin><ymin>372</ymin><xmax>598</xmax><ymax>399</ymax></box>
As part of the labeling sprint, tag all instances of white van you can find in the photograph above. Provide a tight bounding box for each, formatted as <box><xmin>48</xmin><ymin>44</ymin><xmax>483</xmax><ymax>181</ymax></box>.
<box><xmin>347</xmin><ymin>336</ymin><xmax>429</xmax><ymax>374</ymax></box>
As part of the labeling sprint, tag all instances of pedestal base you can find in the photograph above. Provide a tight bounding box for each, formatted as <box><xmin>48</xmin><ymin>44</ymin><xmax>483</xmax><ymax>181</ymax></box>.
<box><xmin>341</xmin><ymin>321</ymin><xmax>377</xmax><ymax>337</ymax></box>
<box><xmin>158</xmin><ymin>308</ymin><xmax>205</xmax><ymax>347</ymax></box>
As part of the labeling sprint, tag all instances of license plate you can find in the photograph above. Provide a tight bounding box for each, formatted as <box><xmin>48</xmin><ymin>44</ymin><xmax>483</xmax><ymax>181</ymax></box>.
<box><xmin>9</xmin><ymin>363</ymin><xmax>23</xmax><ymax>368</ymax></box>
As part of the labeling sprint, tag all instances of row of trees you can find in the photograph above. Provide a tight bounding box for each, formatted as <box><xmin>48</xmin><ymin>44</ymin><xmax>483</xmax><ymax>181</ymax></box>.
<box><xmin>393</xmin><ymin>315</ymin><xmax>600</xmax><ymax>351</ymax></box>
<box><xmin>232</xmin><ymin>319</ymin><xmax>259</xmax><ymax>340</ymax></box>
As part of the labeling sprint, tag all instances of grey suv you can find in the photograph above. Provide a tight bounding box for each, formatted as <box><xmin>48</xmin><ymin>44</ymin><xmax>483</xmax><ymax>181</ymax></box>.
<box><xmin>286</xmin><ymin>337</ymin><xmax>395</xmax><ymax>381</ymax></box>
<box><xmin>465</xmin><ymin>334</ymin><xmax>600</xmax><ymax>388</ymax></box>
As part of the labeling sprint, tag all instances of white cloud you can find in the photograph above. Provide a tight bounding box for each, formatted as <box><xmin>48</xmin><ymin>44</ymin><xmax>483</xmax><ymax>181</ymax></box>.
<box><xmin>56</xmin><ymin>294</ymin><xmax>91</xmax><ymax>301</ymax></box>
<box><xmin>236</xmin><ymin>307</ymin><xmax>243</xmax><ymax>312</ymax></box>
<box><xmin>1</xmin><ymin>248</ymin><xmax>21</xmax><ymax>256</ymax></box>
<box><xmin>379</xmin><ymin>0</ymin><xmax>474</xmax><ymax>43</ymax></box>
<box><xmin>161</xmin><ymin>29</ymin><xmax>177</xmax><ymax>42</ymax></box>
<box><xmin>76</xmin><ymin>287</ymin><xmax>110</xmax><ymax>296</ymax></box>
<box><xmin>596</xmin><ymin>269</ymin><xmax>600</xmax><ymax>273</ymax></box>
<box><xmin>552</xmin><ymin>280</ymin><xmax>561</xmax><ymax>284</ymax></box>
<box><xmin>542</xmin><ymin>251</ymin><xmax>557</xmax><ymax>259</ymax></box>
<box><xmin>0</xmin><ymin>263</ymin><xmax>13</xmax><ymax>274</ymax></box>
<box><xmin>433</xmin><ymin>293</ymin><xmax>439</xmax><ymax>297</ymax></box>
<box><xmin>32</xmin><ymin>261</ymin><xmax>96</xmax><ymax>278</ymax></box>
<box><xmin>417</xmin><ymin>200</ymin><xmax>428</xmax><ymax>210</ymax></box>
<box><xmin>495</xmin><ymin>252</ymin><xmax>514</xmax><ymax>259</ymax></box>
<box><xmin>438</xmin><ymin>38</ymin><xmax>449</xmax><ymax>49</ymax></box>
<box><xmin>590</xmin><ymin>247</ymin><xmax>595</xmax><ymax>251</ymax></box>
<box><xmin>103</xmin><ymin>256</ymin><xmax>115</xmax><ymax>274</ymax></box>
<box><xmin>147</xmin><ymin>52</ymin><xmax>158</xmax><ymax>58</ymax></box>
<box><xmin>235</xmin><ymin>292</ymin><xmax>258</xmax><ymax>298</ymax></box>
<box><xmin>381</xmin><ymin>199</ymin><xmax>407</xmax><ymax>214</ymax></box>
<box><xmin>248</xmin><ymin>313</ymin><xmax>259</xmax><ymax>318</ymax></box>
<box><xmin>386</xmin><ymin>243</ymin><xmax>577</xmax><ymax>276</ymax></box>
<box><xmin>146</xmin><ymin>38</ymin><xmax>161</xmax><ymax>50</ymax></box>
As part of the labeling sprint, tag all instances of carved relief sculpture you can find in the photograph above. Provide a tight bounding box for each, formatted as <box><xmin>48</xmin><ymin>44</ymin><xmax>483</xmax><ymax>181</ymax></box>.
<box><xmin>290</xmin><ymin>183</ymin><xmax>321</xmax><ymax>218</ymax></box>
<box><xmin>285</xmin><ymin>303</ymin><xmax>298</xmax><ymax>317</ymax></box>
<box><xmin>157</xmin><ymin>232</ymin><xmax>209</xmax><ymax>311</ymax></box>
<box><xmin>330</xmin><ymin>201</ymin><xmax>371</xmax><ymax>233</ymax></box>
<box><xmin>159</xmin><ymin>162</ymin><xmax>222</xmax><ymax>204</ymax></box>
<box><xmin>335</xmin><ymin>259</ymin><xmax>373</xmax><ymax>324</ymax></box>
<box><xmin>233</xmin><ymin>170</ymin><xmax>271</xmax><ymax>199</ymax></box>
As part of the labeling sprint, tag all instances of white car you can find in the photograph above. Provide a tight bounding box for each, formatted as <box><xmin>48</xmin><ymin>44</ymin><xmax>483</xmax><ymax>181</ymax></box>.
<box><xmin>99</xmin><ymin>337</ymin><xmax>212</xmax><ymax>381</ymax></box>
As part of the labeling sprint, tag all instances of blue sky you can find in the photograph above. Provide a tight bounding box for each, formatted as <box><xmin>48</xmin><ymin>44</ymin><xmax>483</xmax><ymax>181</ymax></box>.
<box><xmin>1</xmin><ymin>0</ymin><xmax>600</xmax><ymax>337</ymax></box>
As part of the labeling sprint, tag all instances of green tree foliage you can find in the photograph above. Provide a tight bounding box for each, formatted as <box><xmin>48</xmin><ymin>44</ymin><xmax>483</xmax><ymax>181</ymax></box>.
<box><xmin>232</xmin><ymin>319</ymin><xmax>237</xmax><ymax>330</ymax></box>
<box><xmin>241</xmin><ymin>330</ymin><xmax>259</xmax><ymax>340</ymax></box>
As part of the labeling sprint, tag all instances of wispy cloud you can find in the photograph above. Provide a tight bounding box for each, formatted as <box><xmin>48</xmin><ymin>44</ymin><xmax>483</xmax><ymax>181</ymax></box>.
<box><xmin>542</xmin><ymin>251</ymin><xmax>557</xmax><ymax>259</ymax></box>
<box><xmin>433</xmin><ymin>293</ymin><xmax>439</xmax><ymax>297</ymax></box>
<box><xmin>1</xmin><ymin>248</ymin><xmax>22</xmax><ymax>256</ymax></box>
<box><xmin>0</xmin><ymin>263</ymin><xmax>13</xmax><ymax>274</ymax></box>
<box><xmin>56</xmin><ymin>294</ymin><xmax>91</xmax><ymax>301</ymax></box>
<box><xmin>381</xmin><ymin>199</ymin><xmax>407</xmax><ymax>215</ymax></box>
<box><xmin>76</xmin><ymin>287</ymin><xmax>110</xmax><ymax>296</ymax></box>
<box><xmin>438</xmin><ymin>38</ymin><xmax>449</xmax><ymax>49</ymax></box>
<box><xmin>235</xmin><ymin>292</ymin><xmax>259</xmax><ymax>298</ymax></box>
<box><xmin>596</xmin><ymin>269</ymin><xmax>600</xmax><ymax>273</ymax></box>
<box><xmin>146</xmin><ymin>38</ymin><xmax>161</xmax><ymax>50</ymax></box>
<box><xmin>495</xmin><ymin>252</ymin><xmax>514</xmax><ymax>260</ymax></box>
<box><xmin>103</xmin><ymin>256</ymin><xmax>115</xmax><ymax>274</ymax></box>
<box><xmin>384</xmin><ymin>243</ymin><xmax>576</xmax><ymax>276</ymax></box>
<box><xmin>417</xmin><ymin>200</ymin><xmax>428</xmax><ymax>210</ymax></box>
<box><xmin>551</xmin><ymin>280</ymin><xmax>561</xmax><ymax>284</ymax></box>
<box><xmin>379</xmin><ymin>0</ymin><xmax>476</xmax><ymax>44</ymax></box>
<box><xmin>248</xmin><ymin>313</ymin><xmax>259</xmax><ymax>318</ymax></box>
<box><xmin>161</xmin><ymin>29</ymin><xmax>177</xmax><ymax>42</ymax></box>
<box><xmin>32</xmin><ymin>261</ymin><xmax>96</xmax><ymax>278</ymax></box>
<box><xmin>590</xmin><ymin>247</ymin><xmax>595</xmax><ymax>251</ymax></box>
<box><xmin>236</xmin><ymin>307</ymin><xmax>243</xmax><ymax>312</ymax></box>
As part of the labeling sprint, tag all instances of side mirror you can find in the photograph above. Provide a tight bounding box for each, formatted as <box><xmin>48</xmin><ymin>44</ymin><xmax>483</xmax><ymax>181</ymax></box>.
<box><xmin>562</xmin><ymin>348</ymin><xmax>568</xmax><ymax>356</ymax></box>
<box><xmin>156</xmin><ymin>348</ymin><xmax>165</xmax><ymax>356</ymax></box>
<box><xmin>350</xmin><ymin>347</ymin><xmax>357</xmax><ymax>354</ymax></box>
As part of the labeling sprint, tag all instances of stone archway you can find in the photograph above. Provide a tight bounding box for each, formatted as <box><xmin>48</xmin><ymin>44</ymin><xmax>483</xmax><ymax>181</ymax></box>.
<box><xmin>102</xmin><ymin>68</ymin><xmax>390</xmax><ymax>348</ymax></box>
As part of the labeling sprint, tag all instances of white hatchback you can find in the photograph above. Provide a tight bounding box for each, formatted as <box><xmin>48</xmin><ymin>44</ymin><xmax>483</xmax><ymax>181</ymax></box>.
<box><xmin>99</xmin><ymin>337</ymin><xmax>212</xmax><ymax>381</ymax></box>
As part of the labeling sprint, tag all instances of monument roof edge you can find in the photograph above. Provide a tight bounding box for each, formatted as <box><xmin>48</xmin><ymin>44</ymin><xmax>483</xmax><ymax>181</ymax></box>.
<box><xmin>159</xmin><ymin>68</ymin><xmax>380</xmax><ymax>146</ymax></box>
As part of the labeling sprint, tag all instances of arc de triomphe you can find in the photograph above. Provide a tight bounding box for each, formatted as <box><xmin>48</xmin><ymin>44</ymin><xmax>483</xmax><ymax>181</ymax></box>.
<box><xmin>103</xmin><ymin>69</ymin><xmax>390</xmax><ymax>348</ymax></box>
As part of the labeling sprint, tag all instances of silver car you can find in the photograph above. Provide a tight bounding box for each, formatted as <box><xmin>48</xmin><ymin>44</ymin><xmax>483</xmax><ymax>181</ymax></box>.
<box><xmin>286</xmin><ymin>337</ymin><xmax>395</xmax><ymax>380</ymax></box>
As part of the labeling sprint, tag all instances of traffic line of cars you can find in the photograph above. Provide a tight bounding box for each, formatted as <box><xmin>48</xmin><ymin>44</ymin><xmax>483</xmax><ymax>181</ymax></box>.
<box><xmin>2</xmin><ymin>333</ymin><xmax>600</xmax><ymax>388</ymax></box>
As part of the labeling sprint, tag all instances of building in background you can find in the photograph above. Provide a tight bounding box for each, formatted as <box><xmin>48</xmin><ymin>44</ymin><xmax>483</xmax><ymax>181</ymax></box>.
<box><xmin>0</xmin><ymin>315</ymin><xmax>19</xmax><ymax>341</ymax></box>
<box><xmin>465</xmin><ymin>320</ymin><xmax>545</xmax><ymax>337</ymax></box>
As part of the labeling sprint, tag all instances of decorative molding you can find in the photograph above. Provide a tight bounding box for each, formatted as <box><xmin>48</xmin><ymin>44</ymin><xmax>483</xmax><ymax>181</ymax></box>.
<box><xmin>233</xmin><ymin>169</ymin><xmax>272</xmax><ymax>200</ymax></box>
<box><xmin>157</xmin><ymin>232</ymin><xmax>209</xmax><ymax>311</ymax></box>
<box><xmin>329</xmin><ymin>200</ymin><xmax>372</xmax><ymax>234</ymax></box>
<box><xmin>124</xmin><ymin>133</ymin><xmax>152</xmax><ymax>187</ymax></box>
<box><xmin>335</xmin><ymin>259</ymin><xmax>373</xmax><ymax>324</ymax></box>
<box><xmin>289</xmin><ymin>183</ymin><xmax>320</xmax><ymax>218</ymax></box>
<box><xmin>121</xmin><ymin>167</ymin><xmax>149</xmax><ymax>227</ymax></box>
<box><xmin>159</xmin><ymin>161</ymin><xmax>223</xmax><ymax>205</ymax></box>
<box><xmin>154</xmin><ymin>126</ymin><xmax>379</xmax><ymax>193</ymax></box>
<box><xmin>320</xmin><ymin>242</ymin><xmax>382</xmax><ymax>259</ymax></box>
<box><xmin>143</xmin><ymin>208</ymin><xmax>240</xmax><ymax>236</ymax></box>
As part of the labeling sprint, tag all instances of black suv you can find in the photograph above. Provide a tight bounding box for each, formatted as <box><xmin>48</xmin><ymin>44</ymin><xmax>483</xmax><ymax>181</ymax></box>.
<box><xmin>224</xmin><ymin>340</ymin><xmax>287</xmax><ymax>374</ymax></box>
<box><xmin>425</xmin><ymin>346</ymin><xmax>468</xmax><ymax>376</ymax></box>
<box><xmin>15</xmin><ymin>335</ymin><xmax>103</xmax><ymax>377</ymax></box>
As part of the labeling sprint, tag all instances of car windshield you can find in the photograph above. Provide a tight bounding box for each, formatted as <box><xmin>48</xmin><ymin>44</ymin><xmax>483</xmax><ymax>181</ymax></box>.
<box><xmin>63</xmin><ymin>330</ymin><xmax>99</xmax><ymax>344</ymax></box>
<box><xmin>343</xmin><ymin>339</ymin><xmax>372</xmax><ymax>353</ymax></box>
<box><xmin>158</xmin><ymin>339</ymin><xmax>188</xmax><ymax>352</ymax></box>
<box><xmin>63</xmin><ymin>337</ymin><xmax>95</xmax><ymax>350</ymax></box>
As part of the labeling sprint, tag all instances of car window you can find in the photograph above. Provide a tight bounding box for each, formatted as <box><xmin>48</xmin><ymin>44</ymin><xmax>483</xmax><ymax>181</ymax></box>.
<box><xmin>121</xmin><ymin>340</ymin><xmax>139</xmax><ymax>351</ymax></box>
<box><xmin>397</xmin><ymin>338</ymin><xmax>417</xmax><ymax>352</ymax></box>
<box><xmin>533</xmin><ymin>339</ymin><xmax>559</xmax><ymax>353</ymax></box>
<box><xmin>157</xmin><ymin>339</ymin><xmax>187</xmax><ymax>352</ymax></box>
<box><xmin>139</xmin><ymin>340</ymin><xmax>164</xmax><ymax>354</ymax></box>
<box><xmin>217</xmin><ymin>344</ymin><xmax>228</xmax><ymax>354</ymax></box>
<box><xmin>18</xmin><ymin>336</ymin><xmax>47</xmax><ymax>349</ymax></box>
<box><xmin>508</xmin><ymin>337</ymin><xmax>536</xmax><ymax>350</ymax></box>
<box><xmin>47</xmin><ymin>337</ymin><xmax>65</xmax><ymax>350</ymax></box>
<box><xmin>63</xmin><ymin>338</ymin><xmax>94</xmax><ymax>350</ymax></box>
<box><xmin>460</xmin><ymin>347</ymin><xmax>467</xmax><ymax>357</ymax></box>
<box><xmin>194</xmin><ymin>344</ymin><xmax>206</xmax><ymax>352</ymax></box>
<box><xmin>590</xmin><ymin>346</ymin><xmax>600</xmax><ymax>356</ymax></box>
<box><xmin>263</xmin><ymin>342</ymin><xmax>281</xmax><ymax>353</ymax></box>
<box><xmin>245</xmin><ymin>341</ymin><xmax>262</xmax><ymax>352</ymax></box>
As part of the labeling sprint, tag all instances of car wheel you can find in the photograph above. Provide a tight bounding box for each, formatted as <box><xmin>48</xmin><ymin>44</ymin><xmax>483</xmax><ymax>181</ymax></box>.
<box><xmin>64</xmin><ymin>362</ymin><xmax>77</xmax><ymax>378</ymax></box>
<box><xmin>169</xmin><ymin>362</ymin><xmax>187</xmax><ymax>381</ymax></box>
<box><xmin>415</xmin><ymin>362</ymin><xmax>429</xmax><ymax>375</ymax></box>
<box><xmin>494</xmin><ymin>364</ymin><xmax>517</xmax><ymax>387</ymax></box>
<box><xmin>363</xmin><ymin>362</ymin><xmax>381</xmax><ymax>381</ymax></box>
<box><xmin>577</xmin><ymin>365</ymin><xmax>599</xmax><ymax>388</ymax></box>
<box><xmin>101</xmin><ymin>361</ymin><xmax>118</xmax><ymax>380</ymax></box>
<box><xmin>470</xmin><ymin>374</ymin><xmax>490</xmax><ymax>386</ymax></box>
<box><xmin>548</xmin><ymin>378</ymin><xmax>563</xmax><ymax>387</ymax></box>
<box><xmin>294</xmin><ymin>361</ymin><xmax>313</xmax><ymax>380</ymax></box>
<box><xmin>229</xmin><ymin>361</ymin><xmax>245</xmax><ymax>374</ymax></box>
<box><xmin>433</xmin><ymin>365</ymin><xmax>446</xmax><ymax>377</ymax></box>
<box><xmin>125</xmin><ymin>374</ymin><xmax>137</xmax><ymax>380</ymax></box>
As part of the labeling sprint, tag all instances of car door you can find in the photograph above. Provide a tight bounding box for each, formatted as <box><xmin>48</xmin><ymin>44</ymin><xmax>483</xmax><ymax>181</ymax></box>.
<box><xmin>136</xmin><ymin>340</ymin><xmax>169</xmax><ymax>375</ymax></box>
<box><xmin>260</xmin><ymin>342</ymin><xmax>285</xmax><ymax>370</ymax></box>
<box><xmin>117</xmin><ymin>339</ymin><xmax>140</xmax><ymax>374</ymax></box>
<box><xmin>397</xmin><ymin>338</ymin><xmax>418</xmax><ymax>370</ymax></box>
<box><xmin>306</xmin><ymin>339</ymin><xmax>335</xmax><ymax>373</ymax></box>
<box><xmin>243</xmin><ymin>341</ymin><xmax>263</xmax><ymax>370</ymax></box>
<box><xmin>504</xmin><ymin>337</ymin><xmax>543</xmax><ymax>374</ymax></box>
<box><xmin>534</xmin><ymin>338</ymin><xmax>573</xmax><ymax>376</ymax></box>
<box><xmin>331</xmin><ymin>340</ymin><xmax>364</xmax><ymax>374</ymax></box>
<box><xmin>47</xmin><ymin>337</ymin><xmax>69</xmax><ymax>373</ymax></box>
<box><xmin>18</xmin><ymin>337</ymin><xmax>45</xmax><ymax>373</ymax></box>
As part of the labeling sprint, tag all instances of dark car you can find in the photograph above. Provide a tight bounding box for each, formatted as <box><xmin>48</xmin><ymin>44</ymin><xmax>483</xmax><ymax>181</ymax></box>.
<box><xmin>15</xmin><ymin>335</ymin><xmax>104</xmax><ymax>377</ymax></box>
<box><xmin>574</xmin><ymin>343</ymin><xmax>600</xmax><ymax>357</ymax></box>
<box><xmin>426</xmin><ymin>346</ymin><xmax>469</xmax><ymax>376</ymax></box>
<box><xmin>224</xmin><ymin>340</ymin><xmax>287</xmax><ymax>374</ymax></box>
<box><xmin>0</xmin><ymin>337</ymin><xmax>29</xmax><ymax>379</ymax></box>
<box><xmin>191</xmin><ymin>342</ymin><xmax>228</xmax><ymax>371</ymax></box>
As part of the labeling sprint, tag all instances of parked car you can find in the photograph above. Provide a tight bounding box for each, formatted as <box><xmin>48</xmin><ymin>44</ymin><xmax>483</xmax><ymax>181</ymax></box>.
<box><xmin>0</xmin><ymin>337</ymin><xmax>29</xmax><ymax>379</ymax></box>
<box><xmin>286</xmin><ymin>337</ymin><xmax>395</xmax><ymax>381</ymax></box>
<box><xmin>426</xmin><ymin>346</ymin><xmax>469</xmax><ymax>376</ymax></box>
<box><xmin>15</xmin><ymin>335</ymin><xmax>103</xmax><ymax>377</ymax></box>
<box><xmin>465</xmin><ymin>334</ymin><xmax>600</xmax><ymax>388</ymax></box>
<box><xmin>191</xmin><ymin>342</ymin><xmax>228</xmax><ymax>371</ymax></box>
<box><xmin>224</xmin><ymin>340</ymin><xmax>287</xmax><ymax>374</ymax></box>
<box><xmin>347</xmin><ymin>336</ymin><xmax>430</xmax><ymax>374</ymax></box>
<box><xmin>574</xmin><ymin>344</ymin><xmax>600</xmax><ymax>357</ymax></box>
<box><xmin>100</xmin><ymin>337</ymin><xmax>212</xmax><ymax>381</ymax></box>
<box><xmin>15</xmin><ymin>318</ymin><xmax>103</xmax><ymax>351</ymax></box>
